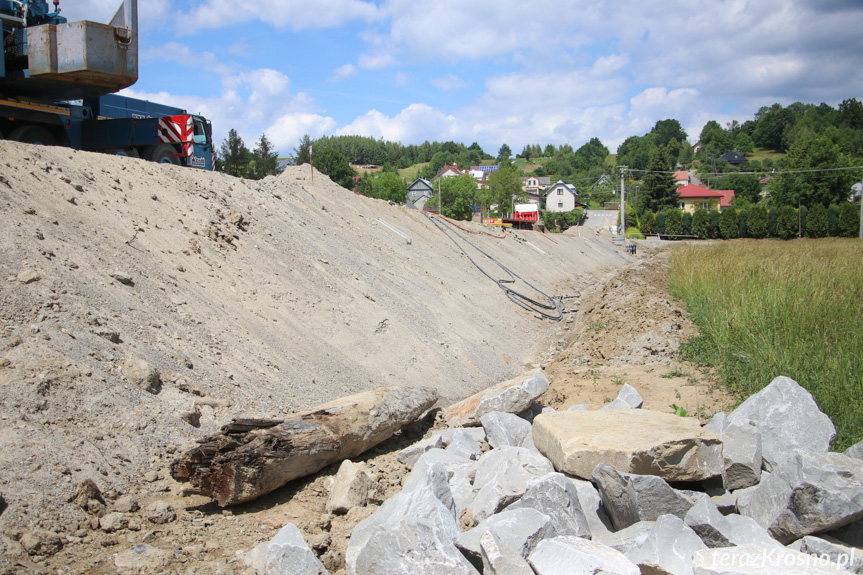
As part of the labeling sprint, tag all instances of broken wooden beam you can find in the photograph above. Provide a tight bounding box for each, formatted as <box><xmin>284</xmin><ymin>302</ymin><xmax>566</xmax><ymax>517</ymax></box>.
<box><xmin>170</xmin><ymin>386</ymin><xmax>437</xmax><ymax>506</ymax></box>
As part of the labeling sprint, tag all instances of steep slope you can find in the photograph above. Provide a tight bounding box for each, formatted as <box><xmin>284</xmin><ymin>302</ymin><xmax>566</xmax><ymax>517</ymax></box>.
<box><xmin>0</xmin><ymin>141</ymin><xmax>631</xmax><ymax>564</ymax></box>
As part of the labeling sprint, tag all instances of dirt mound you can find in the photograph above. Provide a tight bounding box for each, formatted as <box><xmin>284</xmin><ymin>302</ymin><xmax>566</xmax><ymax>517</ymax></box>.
<box><xmin>0</xmin><ymin>142</ymin><xmax>636</xmax><ymax>572</ymax></box>
<box><xmin>542</xmin><ymin>249</ymin><xmax>734</xmax><ymax>419</ymax></box>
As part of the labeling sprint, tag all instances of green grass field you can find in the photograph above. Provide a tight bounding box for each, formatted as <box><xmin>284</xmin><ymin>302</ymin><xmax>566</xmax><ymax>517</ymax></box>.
<box><xmin>746</xmin><ymin>147</ymin><xmax>786</xmax><ymax>163</ymax></box>
<box><xmin>669</xmin><ymin>239</ymin><xmax>863</xmax><ymax>450</ymax></box>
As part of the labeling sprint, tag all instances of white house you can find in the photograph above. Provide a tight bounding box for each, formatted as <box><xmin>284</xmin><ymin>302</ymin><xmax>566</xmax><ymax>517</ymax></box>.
<box><xmin>544</xmin><ymin>180</ymin><xmax>579</xmax><ymax>212</ymax></box>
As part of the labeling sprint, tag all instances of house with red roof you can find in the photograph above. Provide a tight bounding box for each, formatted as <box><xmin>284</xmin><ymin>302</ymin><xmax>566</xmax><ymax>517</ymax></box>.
<box><xmin>677</xmin><ymin>183</ymin><xmax>735</xmax><ymax>213</ymax></box>
<box><xmin>673</xmin><ymin>170</ymin><xmax>690</xmax><ymax>187</ymax></box>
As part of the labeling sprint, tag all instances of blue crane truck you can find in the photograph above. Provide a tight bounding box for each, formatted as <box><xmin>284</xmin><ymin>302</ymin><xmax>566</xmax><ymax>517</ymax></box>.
<box><xmin>0</xmin><ymin>0</ymin><xmax>214</xmax><ymax>169</ymax></box>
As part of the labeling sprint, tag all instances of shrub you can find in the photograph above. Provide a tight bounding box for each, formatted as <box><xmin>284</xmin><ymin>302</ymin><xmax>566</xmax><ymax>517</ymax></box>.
<box><xmin>708</xmin><ymin>209</ymin><xmax>720</xmax><ymax>238</ymax></box>
<box><xmin>737</xmin><ymin>209</ymin><xmax>748</xmax><ymax>238</ymax></box>
<box><xmin>799</xmin><ymin>205</ymin><xmax>808</xmax><ymax>237</ymax></box>
<box><xmin>640</xmin><ymin>211</ymin><xmax>655</xmax><ymax>235</ymax></box>
<box><xmin>839</xmin><ymin>202</ymin><xmax>860</xmax><ymax>237</ymax></box>
<box><xmin>806</xmin><ymin>204</ymin><xmax>829</xmax><ymax>238</ymax></box>
<box><xmin>655</xmin><ymin>211</ymin><xmax>667</xmax><ymax>234</ymax></box>
<box><xmin>828</xmin><ymin>204</ymin><xmax>840</xmax><ymax>236</ymax></box>
<box><xmin>682</xmin><ymin>211</ymin><xmax>693</xmax><ymax>235</ymax></box>
<box><xmin>665</xmin><ymin>209</ymin><xmax>683</xmax><ymax>235</ymax></box>
<box><xmin>776</xmin><ymin>205</ymin><xmax>798</xmax><ymax>240</ymax></box>
<box><xmin>719</xmin><ymin>209</ymin><xmax>739</xmax><ymax>239</ymax></box>
<box><xmin>748</xmin><ymin>206</ymin><xmax>768</xmax><ymax>238</ymax></box>
<box><xmin>768</xmin><ymin>208</ymin><xmax>778</xmax><ymax>237</ymax></box>
<box><xmin>625</xmin><ymin>227</ymin><xmax>645</xmax><ymax>239</ymax></box>
<box><xmin>691</xmin><ymin>209</ymin><xmax>710</xmax><ymax>239</ymax></box>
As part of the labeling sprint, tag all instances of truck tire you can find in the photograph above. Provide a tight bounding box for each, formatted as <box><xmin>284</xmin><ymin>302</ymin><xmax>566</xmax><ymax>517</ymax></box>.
<box><xmin>8</xmin><ymin>125</ymin><xmax>56</xmax><ymax>146</ymax></box>
<box><xmin>144</xmin><ymin>144</ymin><xmax>180</xmax><ymax>165</ymax></box>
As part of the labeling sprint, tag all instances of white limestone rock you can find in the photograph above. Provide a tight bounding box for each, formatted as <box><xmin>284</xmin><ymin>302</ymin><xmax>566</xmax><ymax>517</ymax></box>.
<box><xmin>265</xmin><ymin>523</ymin><xmax>328</xmax><ymax>575</ymax></box>
<box><xmin>727</xmin><ymin>375</ymin><xmax>835</xmax><ymax>470</ymax></box>
<box><xmin>528</xmin><ymin>536</ymin><xmax>641</xmax><ymax>575</ymax></box>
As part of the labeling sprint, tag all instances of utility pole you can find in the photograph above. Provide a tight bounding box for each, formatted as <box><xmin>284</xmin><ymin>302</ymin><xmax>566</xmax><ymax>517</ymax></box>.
<box><xmin>620</xmin><ymin>166</ymin><xmax>627</xmax><ymax>237</ymax></box>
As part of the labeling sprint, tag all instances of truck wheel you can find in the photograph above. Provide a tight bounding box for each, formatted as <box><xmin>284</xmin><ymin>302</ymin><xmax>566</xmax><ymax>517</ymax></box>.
<box><xmin>145</xmin><ymin>144</ymin><xmax>179</xmax><ymax>165</ymax></box>
<box><xmin>8</xmin><ymin>125</ymin><xmax>56</xmax><ymax>146</ymax></box>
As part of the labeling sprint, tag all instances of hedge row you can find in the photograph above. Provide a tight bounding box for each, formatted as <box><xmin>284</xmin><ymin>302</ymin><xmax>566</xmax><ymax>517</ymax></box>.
<box><xmin>638</xmin><ymin>203</ymin><xmax>860</xmax><ymax>240</ymax></box>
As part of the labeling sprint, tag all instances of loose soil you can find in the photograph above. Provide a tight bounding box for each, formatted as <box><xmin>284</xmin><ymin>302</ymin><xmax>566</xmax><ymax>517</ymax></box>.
<box><xmin>0</xmin><ymin>142</ymin><xmax>734</xmax><ymax>574</ymax></box>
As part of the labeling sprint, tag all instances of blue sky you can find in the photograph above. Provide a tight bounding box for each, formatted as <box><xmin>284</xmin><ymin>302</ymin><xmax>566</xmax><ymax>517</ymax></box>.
<box><xmin>62</xmin><ymin>0</ymin><xmax>863</xmax><ymax>158</ymax></box>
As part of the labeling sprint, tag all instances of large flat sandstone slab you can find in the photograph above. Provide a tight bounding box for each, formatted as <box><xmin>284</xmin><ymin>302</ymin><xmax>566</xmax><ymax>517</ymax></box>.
<box><xmin>533</xmin><ymin>409</ymin><xmax>723</xmax><ymax>482</ymax></box>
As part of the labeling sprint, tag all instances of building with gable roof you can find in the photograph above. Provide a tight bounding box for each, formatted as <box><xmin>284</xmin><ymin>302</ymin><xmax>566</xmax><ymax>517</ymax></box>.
<box><xmin>522</xmin><ymin>175</ymin><xmax>551</xmax><ymax>205</ymax></box>
<box><xmin>544</xmin><ymin>180</ymin><xmax>580</xmax><ymax>212</ymax></box>
<box><xmin>406</xmin><ymin>178</ymin><xmax>434</xmax><ymax>209</ymax></box>
<box><xmin>432</xmin><ymin>164</ymin><xmax>466</xmax><ymax>181</ymax></box>
<box><xmin>720</xmin><ymin>151</ymin><xmax>748</xmax><ymax>167</ymax></box>
<box><xmin>677</xmin><ymin>183</ymin><xmax>735</xmax><ymax>213</ymax></box>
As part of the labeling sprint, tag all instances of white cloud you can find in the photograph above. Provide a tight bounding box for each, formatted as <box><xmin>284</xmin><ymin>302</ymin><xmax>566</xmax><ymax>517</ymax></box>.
<box><xmin>331</xmin><ymin>64</ymin><xmax>358</xmax><ymax>82</ymax></box>
<box><xmin>338</xmin><ymin>104</ymin><xmax>458</xmax><ymax>143</ymax></box>
<box><xmin>430</xmin><ymin>74</ymin><xmax>467</xmax><ymax>92</ymax></box>
<box><xmin>144</xmin><ymin>42</ymin><xmax>235</xmax><ymax>77</ymax></box>
<box><xmin>358</xmin><ymin>52</ymin><xmax>399</xmax><ymax>71</ymax></box>
<box><xmin>266</xmin><ymin>114</ymin><xmax>339</xmax><ymax>153</ymax></box>
<box><xmin>57</xmin><ymin>0</ymin><xmax>171</xmax><ymax>30</ymax></box>
<box><xmin>395</xmin><ymin>71</ymin><xmax>411</xmax><ymax>87</ymax></box>
<box><xmin>178</xmin><ymin>0</ymin><xmax>382</xmax><ymax>32</ymax></box>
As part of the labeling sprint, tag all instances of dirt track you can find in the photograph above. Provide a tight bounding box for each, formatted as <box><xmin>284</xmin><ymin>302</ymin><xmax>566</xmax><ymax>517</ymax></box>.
<box><xmin>0</xmin><ymin>142</ymin><xmax>732</xmax><ymax>573</ymax></box>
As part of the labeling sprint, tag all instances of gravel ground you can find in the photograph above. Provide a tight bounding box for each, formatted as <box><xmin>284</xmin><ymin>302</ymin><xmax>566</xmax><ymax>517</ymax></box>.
<box><xmin>0</xmin><ymin>141</ymin><xmax>635</xmax><ymax>572</ymax></box>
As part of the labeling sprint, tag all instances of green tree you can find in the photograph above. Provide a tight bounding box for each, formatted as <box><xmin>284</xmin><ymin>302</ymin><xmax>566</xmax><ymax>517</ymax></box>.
<box><xmin>294</xmin><ymin>133</ymin><xmax>312</xmax><ymax>165</ymax></box>
<box><xmin>806</xmin><ymin>203</ymin><xmax>829</xmax><ymax>237</ymax></box>
<box><xmin>678</xmin><ymin>142</ymin><xmax>694</xmax><ymax>166</ymax></box>
<box><xmin>748</xmin><ymin>206</ymin><xmax>768</xmax><ymax>238</ymax></box>
<box><xmin>655</xmin><ymin>211</ymin><xmax>667</xmax><ymax>234</ymax></box>
<box><xmin>439</xmin><ymin>174</ymin><xmax>478</xmax><ymax>220</ymax></box>
<box><xmin>776</xmin><ymin>205</ymin><xmax>798</xmax><ymax>239</ymax></box>
<box><xmin>639</xmin><ymin>211</ymin><xmax>655</xmax><ymax>235</ymax></box>
<box><xmin>828</xmin><ymin>204</ymin><xmax>840</xmax><ymax>235</ymax></box>
<box><xmin>708</xmin><ymin>209</ymin><xmax>720</xmax><ymax>238</ymax></box>
<box><xmin>699</xmin><ymin>120</ymin><xmax>730</xmax><ymax>157</ymax></box>
<box><xmin>718</xmin><ymin>173</ymin><xmax>762</xmax><ymax>204</ymax></box>
<box><xmin>692</xmin><ymin>209</ymin><xmax>710</xmax><ymax>239</ymax></box>
<box><xmin>768</xmin><ymin>130</ymin><xmax>857</xmax><ymax>207</ymax></box>
<box><xmin>651</xmin><ymin>119</ymin><xmax>688</xmax><ymax>148</ymax></box>
<box><xmin>370</xmin><ymin>172</ymin><xmax>407</xmax><ymax>203</ymax></box>
<box><xmin>737</xmin><ymin>209</ymin><xmax>748</xmax><ymax>238</ymax></box>
<box><xmin>316</xmin><ymin>149</ymin><xmax>356</xmax><ymax>189</ymax></box>
<box><xmin>497</xmin><ymin>144</ymin><xmax>512</xmax><ymax>163</ymax></box>
<box><xmin>355</xmin><ymin>172</ymin><xmax>373</xmax><ymax>196</ymax></box>
<box><xmin>838</xmin><ymin>202</ymin><xmax>860</xmax><ymax>237</ymax></box>
<box><xmin>682</xmin><ymin>211</ymin><xmax>693</xmax><ymax>235</ymax></box>
<box><xmin>665</xmin><ymin>209</ymin><xmax>683</xmax><ymax>235</ymax></box>
<box><xmin>252</xmin><ymin>133</ymin><xmax>279</xmax><ymax>179</ymax></box>
<box><xmin>734</xmin><ymin>133</ymin><xmax>755</xmax><ymax>156</ymax></box>
<box><xmin>638</xmin><ymin>147</ymin><xmax>678</xmax><ymax>213</ymax></box>
<box><xmin>768</xmin><ymin>207</ymin><xmax>779</xmax><ymax>237</ymax></box>
<box><xmin>719</xmin><ymin>208</ymin><xmax>739</xmax><ymax>239</ymax></box>
<box><xmin>482</xmin><ymin>165</ymin><xmax>523</xmax><ymax>217</ymax></box>
<box><xmin>220</xmin><ymin>128</ymin><xmax>251</xmax><ymax>177</ymax></box>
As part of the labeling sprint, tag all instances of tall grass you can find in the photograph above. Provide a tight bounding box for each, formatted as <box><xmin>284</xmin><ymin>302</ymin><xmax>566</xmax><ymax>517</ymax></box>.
<box><xmin>669</xmin><ymin>239</ymin><xmax>863</xmax><ymax>450</ymax></box>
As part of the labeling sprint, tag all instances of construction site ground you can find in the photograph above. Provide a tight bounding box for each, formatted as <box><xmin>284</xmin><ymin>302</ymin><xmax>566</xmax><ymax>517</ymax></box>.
<box><xmin>0</xmin><ymin>141</ymin><xmax>735</xmax><ymax>574</ymax></box>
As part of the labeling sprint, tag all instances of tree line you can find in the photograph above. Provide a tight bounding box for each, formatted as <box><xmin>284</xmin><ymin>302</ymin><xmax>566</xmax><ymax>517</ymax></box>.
<box><xmin>630</xmin><ymin>203</ymin><xmax>859</xmax><ymax>241</ymax></box>
<box><xmin>216</xmin><ymin>129</ymin><xmax>280</xmax><ymax>179</ymax></box>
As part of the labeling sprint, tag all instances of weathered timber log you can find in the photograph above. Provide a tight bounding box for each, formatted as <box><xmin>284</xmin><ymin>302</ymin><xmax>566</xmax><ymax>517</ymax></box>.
<box><xmin>171</xmin><ymin>386</ymin><xmax>437</xmax><ymax>506</ymax></box>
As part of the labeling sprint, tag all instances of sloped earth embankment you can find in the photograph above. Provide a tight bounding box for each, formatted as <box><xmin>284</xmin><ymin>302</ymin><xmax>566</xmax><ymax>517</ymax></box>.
<box><xmin>0</xmin><ymin>141</ymin><xmax>646</xmax><ymax>572</ymax></box>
